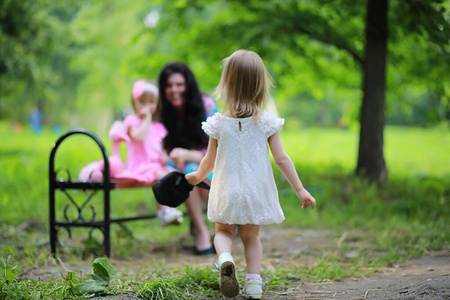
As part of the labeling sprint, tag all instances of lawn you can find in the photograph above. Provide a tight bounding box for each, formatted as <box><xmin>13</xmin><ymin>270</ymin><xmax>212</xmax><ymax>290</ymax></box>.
<box><xmin>0</xmin><ymin>122</ymin><xmax>448</xmax><ymax>299</ymax></box>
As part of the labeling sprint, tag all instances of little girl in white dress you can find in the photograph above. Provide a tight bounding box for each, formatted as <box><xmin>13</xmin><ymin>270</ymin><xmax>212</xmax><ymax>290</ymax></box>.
<box><xmin>203</xmin><ymin>112</ymin><xmax>285</xmax><ymax>225</ymax></box>
<box><xmin>186</xmin><ymin>50</ymin><xmax>316</xmax><ymax>299</ymax></box>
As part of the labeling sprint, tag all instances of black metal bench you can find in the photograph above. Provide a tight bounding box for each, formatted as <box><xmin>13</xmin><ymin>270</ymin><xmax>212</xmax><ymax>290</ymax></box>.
<box><xmin>49</xmin><ymin>128</ymin><xmax>161</xmax><ymax>257</ymax></box>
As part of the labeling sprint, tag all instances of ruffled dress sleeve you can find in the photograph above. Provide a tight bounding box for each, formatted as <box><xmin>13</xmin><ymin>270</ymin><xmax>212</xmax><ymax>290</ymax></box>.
<box><xmin>108</xmin><ymin>120</ymin><xmax>130</xmax><ymax>143</ymax></box>
<box><xmin>202</xmin><ymin>113</ymin><xmax>222</xmax><ymax>140</ymax></box>
<box><xmin>123</xmin><ymin>114</ymin><xmax>141</xmax><ymax>132</ymax></box>
<box><xmin>260</xmin><ymin>111</ymin><xmax>285</xmax><ymax>138</ymax></box>
<box><xmin>152</xmin><ymin>122</ymin><xmax>168</xmax><ymax>139</ymax></box>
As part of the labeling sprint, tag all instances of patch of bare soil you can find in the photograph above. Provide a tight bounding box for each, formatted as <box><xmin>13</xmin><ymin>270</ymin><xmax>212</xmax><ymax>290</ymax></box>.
<box><xmin>283</xmin><ymin>256</ymin><xmax>449</xmax><ymax>300</ymax></box>
<box><xmin>23</xmin><ymin>227</ymin><xmax>449</xmax><ymax>299</ymax></box>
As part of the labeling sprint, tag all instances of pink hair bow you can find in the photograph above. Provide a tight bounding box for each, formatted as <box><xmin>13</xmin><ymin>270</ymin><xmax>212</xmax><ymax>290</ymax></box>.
<box><xmin>132</xmin><ymin>80</ymin><xmax>159</xmax><ymax>99</ymax></box>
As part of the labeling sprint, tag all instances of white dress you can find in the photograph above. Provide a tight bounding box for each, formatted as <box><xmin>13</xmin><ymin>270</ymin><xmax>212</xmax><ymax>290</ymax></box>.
<box><xmin>202</xmin><ymin>111</ymin><xmax>285</xmax><ymax>225</ymax></box>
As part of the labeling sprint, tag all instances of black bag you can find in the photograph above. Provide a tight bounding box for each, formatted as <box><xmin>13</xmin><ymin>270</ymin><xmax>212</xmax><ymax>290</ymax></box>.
<box><xmin>152</xmin><ymin>171</ymin><xmax>210</xmax><ymax>207</ymax></box>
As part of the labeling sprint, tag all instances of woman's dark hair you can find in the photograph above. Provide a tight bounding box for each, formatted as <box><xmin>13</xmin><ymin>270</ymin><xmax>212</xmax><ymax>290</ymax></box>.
<box><xmin>159</xmin><ymin>62</ymin><xmax>208</xmax><ymax>151</ymax></box>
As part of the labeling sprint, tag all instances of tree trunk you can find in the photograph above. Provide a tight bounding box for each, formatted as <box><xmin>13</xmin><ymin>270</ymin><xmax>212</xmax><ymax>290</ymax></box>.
<box><xmin>356</xmin><ymin>0</ymin><xmax>389</xmax><ymax>181</ymax></box>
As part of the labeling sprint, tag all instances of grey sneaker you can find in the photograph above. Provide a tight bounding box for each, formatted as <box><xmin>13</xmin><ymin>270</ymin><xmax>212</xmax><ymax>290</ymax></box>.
<box><xmin>157</xmin><ymin>207</ymin><xmax>183</xmax><ymax>226</ymax></box>
<box><xmin>242</xmin><ymin>279</ymin><xmax>263</xmax><ymax>299</ymax></box>
<box><xmin>218</xmin><ymin>253</ymin><xmax>240</xmax><ymax>297</ymax></box>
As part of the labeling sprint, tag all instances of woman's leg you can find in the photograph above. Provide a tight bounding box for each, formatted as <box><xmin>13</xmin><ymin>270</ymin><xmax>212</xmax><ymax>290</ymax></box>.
<box><xmin>239</xmin><ymin>224</ymin><xmax>262</xmax><ymax>274</ymax></box>
<box><xmin>184</xmin><ymin>186</ymin><xmax>211</xmax><ymax>251</ymax></box>
<box><xmin>198</xmin><ymin>178</ymin><xmax>210</xmax><ymax>202</ymax></box>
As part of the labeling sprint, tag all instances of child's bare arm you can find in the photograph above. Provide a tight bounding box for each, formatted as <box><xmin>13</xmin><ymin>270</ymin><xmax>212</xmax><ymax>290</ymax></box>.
<box><xmin>268</xmin><ymin>131</ymin><xmax>316</xmax><ymax>209</ymax></box>
<box><xmin>129</xmin><ymin>110</ymin><xmax>152</xmax><ymax>142</ymax></box>
<box><xmin>185</xmin><ymin>137</ymin><xmax>217</xmax><ymax>185</ymax></box>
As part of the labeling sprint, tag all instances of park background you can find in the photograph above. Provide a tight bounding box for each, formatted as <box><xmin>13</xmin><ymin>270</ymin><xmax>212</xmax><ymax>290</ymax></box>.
<box><xmin>0</xmin><ymin>0</ymin><xmax>449</xmax><ymax>299</ymax></box>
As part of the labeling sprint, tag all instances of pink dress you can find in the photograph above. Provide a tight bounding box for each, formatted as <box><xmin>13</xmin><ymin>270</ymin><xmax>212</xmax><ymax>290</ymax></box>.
<box><xmin>114</xmin><ymin>115</ymin><xmax>170</xmax><ymax>183</ymax></box>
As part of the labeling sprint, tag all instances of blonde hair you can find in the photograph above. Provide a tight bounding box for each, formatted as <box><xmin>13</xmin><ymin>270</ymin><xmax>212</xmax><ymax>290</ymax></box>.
<box><xmin>215</xmin><ymin>50</ymin><xmax>272</xmax><ymax>118</ymax></box>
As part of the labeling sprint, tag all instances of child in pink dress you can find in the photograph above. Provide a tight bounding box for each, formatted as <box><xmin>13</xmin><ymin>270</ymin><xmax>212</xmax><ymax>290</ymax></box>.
<box><xmin>116</xmin><ymin>80</ymin><xmax>170</xmax><ymax>183</ymax></box>
<box><xmin>80</xmin><ymin>80</ymin><xmax>183</xmax><ymax>225</ymax></box>
<box><xmin>120</xmin><ymin>79</ymin><xmax>183</xmax><ymax>225</ymax></box>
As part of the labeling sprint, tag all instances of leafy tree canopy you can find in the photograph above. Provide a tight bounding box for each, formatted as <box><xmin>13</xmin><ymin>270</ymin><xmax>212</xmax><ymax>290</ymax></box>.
<box><xmin>139</xmin><ymin>0</ymin><xmax>450</xmax><ymax>127</ymax></box>
<box><xmin>0</xmin><ymin>0</ymin><xmax>448</xmax><ymax>128</ymax></box>
<box><xmin>0</xmin><ymin>0</ymin><xmax>81</xmax><ymax>122</ymax></box>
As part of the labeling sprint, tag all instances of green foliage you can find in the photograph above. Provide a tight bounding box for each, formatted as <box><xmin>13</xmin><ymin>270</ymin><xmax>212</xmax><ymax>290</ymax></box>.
<box><xmin>265</xmin><ymin>258</ymin><xmax>361</xmax><ymax>286</ymax></box>
<box><xmin>387</xmin><ymin>89</ymin><xmax>447</xmax><ymax>127</ymax></box>
<box><xmin>0</xmin><ymin>255</ymin><xmax>78</xmax><ymax>299</ymax></box>
<box><xmin>0</xmin><ymin>256</ymin><xmax>20</xmax><ymax>284</ymax></box>
<box><xmin>68</xmin><ymin>0</ymin><xmax>155</xmax><ymax>116</ymax></box>
<box><xmin>147</xmin><ymin>0</ymin><xmax>450</xmax><ymax>128</ymax></box>
<box><xmin>77</xmin><ymin>257</ymin><xmax>117</xmax><ymax>295</ymax></box>
<box><xmin>173</xmin><ymin>266</ymin><xmax>220</xmax><ymax>297</ymax></box>
<box><xmin>138</xmin><ymin>277</ymin><xmax>192</xmax><ymax>300</ymax></box>
<box><xmin>0</xmin><ymin>255</ymin><xmax>21</xmax><ymax>300</ymax></box>
<box><xmin>0</xmin><ymin>0</ymin><xmax>82</xmax><ymax>123</ymax></box>
<box><xmin>1</xmin><ymin>0</ymin><xmax>449</xmax><ymax>129</ymax></box>
<box><xmin>0</xmin><ymin>255</ymin><xmax>119</xmax><ymax>299</ymax></box>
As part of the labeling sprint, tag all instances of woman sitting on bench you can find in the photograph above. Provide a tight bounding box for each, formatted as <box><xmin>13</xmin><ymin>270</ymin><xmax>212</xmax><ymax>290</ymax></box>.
<box><xmin>158</xmin><ymin>62</ymin><xmax>218</xmax><ymax>255</ymax></box>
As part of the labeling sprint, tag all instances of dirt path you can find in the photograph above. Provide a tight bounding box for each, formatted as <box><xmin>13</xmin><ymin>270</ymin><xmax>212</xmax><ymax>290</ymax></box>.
<box><xmin>23</xmin><ymin>227</ymin><xmax>450</xmax><ymax>299</ymax></box>
<box><xmin>286</xmin><ymin>255</ymin><xmax>449</xmax><ymax>300</ymax></box>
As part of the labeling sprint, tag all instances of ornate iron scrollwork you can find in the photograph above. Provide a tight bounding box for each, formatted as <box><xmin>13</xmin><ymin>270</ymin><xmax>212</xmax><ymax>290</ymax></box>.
<box><xmin>55</xmin><ymin>226</ymin><xmax>71</xmax><ymax>246</ymax></box>
<box><xmin>55</xmin><ymin>167</ymin><xmax>99</xmax><ymax>224</ymax></box>
<box><xmin>55</xmin><ymin>167</ymin><xmax>72</xmax><ymax>183</ymax></box>
<box><xmin>63</xmin><ymin>204</ymin><xmax>97</xmax><ymax>224</ymax></box>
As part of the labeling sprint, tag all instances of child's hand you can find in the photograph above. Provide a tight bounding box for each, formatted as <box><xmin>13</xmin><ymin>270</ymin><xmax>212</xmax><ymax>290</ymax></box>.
<box><xmin>296</xmin><ymin>188</ymin><xmax>316</xmax><ymax>210</ymax></box>
<box><xmin>138</xmin><ymin>107</ymin><xmax>152</xmax><ymax>120</ymax></box>
<box><xmin>143</xmin><ymin>108</ymin><xmax>152</xmax><ymax>120</ymax></box>
<box><xmin>185</xmin><ymin>172</ymin><xmax>200</xmax><ymax>186</ymax></box>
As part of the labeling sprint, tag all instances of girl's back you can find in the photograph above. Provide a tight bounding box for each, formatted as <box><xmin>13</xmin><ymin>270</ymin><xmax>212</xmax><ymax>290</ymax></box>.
<box><xmin>203</xmin><ymin>111</ymin><xmax>285</xmax><ymax>225</ymax></box>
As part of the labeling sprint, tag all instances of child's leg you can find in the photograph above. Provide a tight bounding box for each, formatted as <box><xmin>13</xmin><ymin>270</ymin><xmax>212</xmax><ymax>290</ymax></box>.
<box><xmin>215</xmin><ymin>223</ymin><xmax>239</xmax><ymax>297</ymax></box>
<box><xmin>214</xmin><ymin>223</ymin><xmax>237</xmax><ymax>255</ymax></box>
<box><xmin>239</xmin><ymin>224</ymin><xmax>263</xmax><ymax>299</ymax></box>
<box><xmin>239</xmin><ymin>224</ymin><xmax>262</xmax><ymax>274</ymax></box>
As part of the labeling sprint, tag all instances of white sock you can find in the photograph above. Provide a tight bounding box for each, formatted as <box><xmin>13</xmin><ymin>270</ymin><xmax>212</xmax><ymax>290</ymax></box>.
<box><xmin>218</xmin><ymin>252</ymin><xmax>233</xmax><ymax>262</ymax></box>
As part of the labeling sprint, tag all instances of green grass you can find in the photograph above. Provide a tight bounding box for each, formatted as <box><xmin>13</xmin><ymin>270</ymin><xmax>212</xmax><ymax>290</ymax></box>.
<box><xmin>282</xmin><ymin>126</ymin><xmax>450</xmax><ymax>178</ymax></box>
<box><xmin>0</xmin><ymin>121</ymin><xmax>449</xmax><ymax>299</ymax></box>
